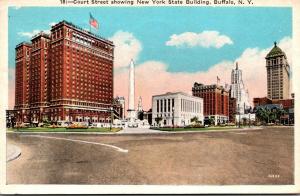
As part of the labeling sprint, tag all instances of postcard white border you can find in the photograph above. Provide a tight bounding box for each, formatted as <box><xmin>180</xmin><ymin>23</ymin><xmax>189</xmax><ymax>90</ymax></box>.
<box><xmin>0</xmin><ymin>0</ymin><xmax>299</xmax><ymax>194</ymax></box>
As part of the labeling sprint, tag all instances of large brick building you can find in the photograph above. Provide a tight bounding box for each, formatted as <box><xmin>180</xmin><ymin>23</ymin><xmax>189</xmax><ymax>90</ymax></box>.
<box><xmin>192</xmin><ymin>83</ymin><xmax>229</xmax><ymax>125</ymax></box>
<box><xmin>229</xmin><ymin>97</ymin><xmax>237</xmax><ymax>123</ymax></box>
<box><xmin>15</xmin><ymin>42</ymin><xmax>31</xmax><ymax>122</ymax></box>
<box><xmin>14</xmin><ymin>20</ymin><xmax>116</xmax><ymax>125</ymax></box>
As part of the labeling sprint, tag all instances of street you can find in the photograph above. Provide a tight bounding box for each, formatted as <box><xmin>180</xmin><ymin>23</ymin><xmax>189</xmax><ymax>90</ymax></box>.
<box><xmin>6</xmin><ymin>127</ymin><xmax>294</xmax><ymax>185</ymax></box>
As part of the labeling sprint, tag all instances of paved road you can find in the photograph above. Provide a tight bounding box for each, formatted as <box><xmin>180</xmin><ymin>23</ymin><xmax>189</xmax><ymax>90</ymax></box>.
<box><xmin>6</xmin><ymin>127</ymin><xmax>294</xmax><ymax>185</ymax></box>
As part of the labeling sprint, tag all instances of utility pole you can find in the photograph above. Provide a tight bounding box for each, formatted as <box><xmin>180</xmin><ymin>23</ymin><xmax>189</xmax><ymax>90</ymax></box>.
<box><xmin>172</xmin><ymin>107</ymin><xmax>175</xmax><ymax>131</ymax></box>
<box><xmin>248</xmin><ymin>112</ymin><xmax>251</xmax><ymax>128</ymax></box>
<box><xmin>238</xmin><ymin>104</ymin><xmax>240</xmax><ymax>128</ymax></box>
<box><xmin>110</xmin><ymin>107</ymin><xmax>113</xmax><ymax>131</ymax></box>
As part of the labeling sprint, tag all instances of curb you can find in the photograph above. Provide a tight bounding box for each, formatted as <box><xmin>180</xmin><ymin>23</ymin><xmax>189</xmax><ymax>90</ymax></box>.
<box><xmin>6</xmin><ymin>144</ymin><xmax>21</xmax><ymax>162</ymax></box>
<box><xmin>6</xmin><ymin>127</ymin><xmax>265</xmax><ymax>136</ymax></box>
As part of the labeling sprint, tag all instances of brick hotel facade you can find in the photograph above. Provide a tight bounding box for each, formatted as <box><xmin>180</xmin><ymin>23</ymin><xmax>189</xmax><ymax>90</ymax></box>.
<box><xmin>14</xmin><ymin>20</ymin><xmax>116</xmax><ymax>124</ymax></box>
<box><xmin>192</xmin><ymin>83</ymin><xmax>229</xmax><ymax>125</ymax></box>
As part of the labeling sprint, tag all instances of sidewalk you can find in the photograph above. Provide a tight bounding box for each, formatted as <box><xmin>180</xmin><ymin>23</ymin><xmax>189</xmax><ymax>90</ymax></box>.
<box><xmin>6</xmin><ymin>144</ymin><xmax>21</xmax><ymax>162</ymax></box>
<box><xmin>117</xmin><ymin>127</ymin><xmax>164</xmax><ymax>134</ymax></box>
<box><xmin>6</xmin><ymin>126</ymin><xmax>264</xmax><ymax>135</ymax></box>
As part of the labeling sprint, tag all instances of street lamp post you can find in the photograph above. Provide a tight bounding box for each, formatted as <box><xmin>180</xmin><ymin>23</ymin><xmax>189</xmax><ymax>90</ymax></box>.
<box><xmin>248</xmin><ymin>112</ymin><xmax>251</xmax><ymax>128</ymax></box>
<box><xmin>17</xmin><ymin>111</ymin><xmax>20</xmax><ymax>131</ymax></box>
<box><xmin>110</xmin><ymin>107</ymin><xmax>113</xmax><ymax>131</ymax></box>
<box><xmin>238</xmin><ymin>104</ymin><xmax>240</xmax><ymax>128</ymax></box>
<box><xmin>172</xmin><ymin>107</ymin><xmax>175</xmax><ymax>131</ymax></box>
<box><xmin>40</xmin><ymin>108</ymin><xmax>43</xmax><ymax>125</ymax></box>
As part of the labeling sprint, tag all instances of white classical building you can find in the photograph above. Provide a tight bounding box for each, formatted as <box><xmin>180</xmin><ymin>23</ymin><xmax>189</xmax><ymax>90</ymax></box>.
<box><xmin>152</xmin><ymin>92</ymin><xmax>204</xmax><ymax>127</ymax></box>
<box><xmin>230</xmin><ymin>62</ymin><xmax>251</xmax><ymax>114</ymax></box>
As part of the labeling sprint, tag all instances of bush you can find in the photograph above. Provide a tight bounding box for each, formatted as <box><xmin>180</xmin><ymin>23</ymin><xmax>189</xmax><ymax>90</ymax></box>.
<box><xmin>227</xmin><ymin>123</ymin><xmax>235</xmax><ymax>126</ymax></box>
<box><xmin>67</xmin><ymin>124</ymin><xmax>88</xmax><ymax>129</ymax></box>
<box><xmin>48</xmin><ymin>124</ymin><xmax>58</xmax><ymax>128</ymax></box>
<box><xmin>184</xmin><ymin>124</ymin><xmax>205</xmax><ymax>129</ymax></box>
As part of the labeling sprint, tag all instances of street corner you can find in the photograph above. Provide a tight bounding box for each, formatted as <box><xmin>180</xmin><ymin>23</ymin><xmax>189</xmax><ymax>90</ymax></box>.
<box><xmin>6</xmin><ymin>144</ymin><xmax>21</xmax><ymax>162</ymax></box>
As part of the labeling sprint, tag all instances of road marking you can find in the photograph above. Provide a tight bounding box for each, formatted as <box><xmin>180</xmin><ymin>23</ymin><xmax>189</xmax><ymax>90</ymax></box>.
<box><xmin>23</xmin><ymin>135</ymin><xmax>128</xmax><ymax>153</ymax></box>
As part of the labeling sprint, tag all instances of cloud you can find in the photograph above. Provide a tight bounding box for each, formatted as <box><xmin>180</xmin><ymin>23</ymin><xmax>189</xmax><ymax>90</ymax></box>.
<box><xmin>8</xmin><ymin>68</ymin><xmax>15</xmax><ymax>110</ymax></box>
<box><xmin>17</xmin><ymin>29</ymin><xmax>50</xmax><ymax>38</ymax></box>
<box><xmin>114</xmin><ymin>36</ymin><xmax>292</xmax><ymax>111</ymax></box>
<box><xmin>166</xmin><ymin>31</ymin><xmax>233</xmax><ymax>48</ymax></box>
<box><xmin>13</xmin><ymin>6</ymin><xmax>22</xmax><ymax>10</ymax></box>
<box><xmin>49</xmin><ymin>22</ymin><xmax>57</xmax><ymax>27</ymax></box>
<box><xmin>109</xmin><ymin>31</ymin><xmax>142</xmax><ymax>68</ymax></box>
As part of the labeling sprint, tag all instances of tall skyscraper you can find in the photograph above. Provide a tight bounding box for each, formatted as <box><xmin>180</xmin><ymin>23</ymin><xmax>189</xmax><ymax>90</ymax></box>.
<box><xmin>15</xmin><ymin>42</ymin><xmax>31</xmax><ymax>122</ymax></box>
<box><xmin>265</xmin><ymin>42</ymin><xmax>290</xmax><ymax>100</ymax></box>
<box><xmin>14</xmin><ymin>20</ymin><xmax>115</xmax><ymax>124</ymax></box>
<box><xmin>29</xmin><ymin>32</ymin><xmax>50</xmax><ymax>123</ymax></box>
<box><xmin>230</xmin><ymin>62</ymin><xmax>250</xmax><ymax>114</ymax></box>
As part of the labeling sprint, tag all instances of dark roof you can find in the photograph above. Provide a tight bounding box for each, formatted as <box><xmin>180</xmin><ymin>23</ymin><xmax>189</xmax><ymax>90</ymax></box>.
<box><xmin>266</xmin><ymin>42</ymin><xmax>286</xmax><ymax>58</ymax></box>
<box><xmin>255</xmin><ymin>104</ymin><xmax>283</xmax><ymax>110</ymax></box>
<box><xmin>31</xmin><ymin>31</ymin><xmax>50</xmax><ymax>40</ymax></box>
<box><xmin>15</xmin><ymin>42</ymin><xmax>32</xmax><ymax>48</ymax></box>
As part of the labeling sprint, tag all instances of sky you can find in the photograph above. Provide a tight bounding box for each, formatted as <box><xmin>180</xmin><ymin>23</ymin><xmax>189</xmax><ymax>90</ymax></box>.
<box><xmin>8</xmin><ymin>6</ymin><xmax>293</xmax><ymax>111</ymax></box>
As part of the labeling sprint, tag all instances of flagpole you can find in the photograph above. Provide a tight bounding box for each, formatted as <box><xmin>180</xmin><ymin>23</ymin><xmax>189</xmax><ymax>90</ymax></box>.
<box><xmin>89</xmin><ymin>12</ymin><xmax>91</xmax><ymax>33</ymax></box>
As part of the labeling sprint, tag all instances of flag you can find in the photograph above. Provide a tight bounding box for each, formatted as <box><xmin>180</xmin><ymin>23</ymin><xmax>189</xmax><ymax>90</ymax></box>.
<box><xmin>89</xmin><ymin>13</ymin><xmax>99</xmax><ymax>29</ymax></box>
<box><xmin>217</xmin><ymin>76</ymin><xmax>220</xmax><ymax>84</ymax></box>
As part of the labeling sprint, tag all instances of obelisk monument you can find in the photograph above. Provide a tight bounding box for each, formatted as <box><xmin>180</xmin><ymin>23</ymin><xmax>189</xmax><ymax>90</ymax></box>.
<box><xmin>127</xmin><ymin>59</ymin><xmax>136</xmax><ymax>123</ymax></box>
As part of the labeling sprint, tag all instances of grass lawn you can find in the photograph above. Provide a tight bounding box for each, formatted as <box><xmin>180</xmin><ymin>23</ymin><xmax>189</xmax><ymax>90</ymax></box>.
<box><xmin>7</xmin><ymin>127</ymin><xmax>121</xmax><ymax>133</ymax></box>
<box><xmin>157</xmin><ymin>126</ymin><xmax>239</xmax><ymax>132</ymax></box>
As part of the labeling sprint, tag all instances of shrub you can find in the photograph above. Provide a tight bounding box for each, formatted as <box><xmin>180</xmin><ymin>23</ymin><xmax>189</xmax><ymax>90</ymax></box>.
<box><xmin>184</xmin><ymin>124</ymin><xmax>205</xmax><ymax>129</ymax></box>
<box><xmin>67</xmin><ymin>124</ymin><xmax>88</xmax><ymax>129</ymax></box>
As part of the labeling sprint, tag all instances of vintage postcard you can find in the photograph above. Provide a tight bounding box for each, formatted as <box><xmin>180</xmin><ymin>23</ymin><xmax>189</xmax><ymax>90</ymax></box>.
<box><xmin>0</xmin><ymin>0</ymin><xmax>299</xmax><ymax>194</ymax></box>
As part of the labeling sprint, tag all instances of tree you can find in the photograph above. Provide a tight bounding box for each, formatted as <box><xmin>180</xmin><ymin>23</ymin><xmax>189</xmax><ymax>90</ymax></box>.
<box><xmin>242</xmin><ymin>117</ymin><xmax>247</xmax><ymax>126</ymax></box>
<box><xmin>191</xmin><ymin>116</ymin><xmax>199</xmax><ymax>124</ymax></box>
<box><xmin>208</xmin><ymin>118</ymin><xmax>215</xmax><ymax>126</ymax></box>
<box><xmin>154</xmin><ymin>117</ymin><xmax>163</xmax><ymax>126</ymax></box>
<box><xmin>273</xmin><ymin>107</ymin><xmax>285</xmax><ymax>124</ymax></box>
<box><xmin>256</xmin><ymin>106</ymin><xmax>285</xmax><ymax>124</ymax></box>
<box><xmin>256</xmin><ymin>107</ymin><xmax>270</xmax><ymax>124</ymax></box>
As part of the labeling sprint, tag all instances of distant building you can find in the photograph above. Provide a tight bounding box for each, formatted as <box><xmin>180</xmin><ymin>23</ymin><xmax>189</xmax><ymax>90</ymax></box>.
<box><xmin>266</xmin><ymin>42</ymin><xmax>290</xmax><ymax>100</ymax></box>
<box><xmin>192</xmin><ymin>83</ymin><xmax>229</xmax><ymax>125</ymax></box>
<box><xmin>152</xmin><ymin>92</ymin><xmax>204</xmax><ymax>127</ymax></box>
<box><xmin>6</xmin><ymin>110</ymin><xmax>16</xmax><ymax>128</ymax></box>
<box><xmin>143</xmin><ymin>109</ymin><xmax>152</xmax><ymax>125</ymax></box>
<box><xmin>230</xmin><ymin>62</ymin><xmax>251</xmax><ymax>114</ymax></box>
<box><xmin>253</xmin><ymin>97</ymin><xmax>273</xmax><ymax>108</ymax></box>
<box><xmin>114</xmin><ymin>96</ymin><xmax>125</xmax><ymax>119</ymax></box>
<box><xmin>229</xmin><ymin>97</ymin><xmax>237</xmax><ymax>123</ymax></box>
<box><xmin>253</xmin><ymin>97</ymin><xmax>294</xmax><ymax>125</ymax></box>
<box><xmin>272</xmin><ymin>99</ymin><xmax>294</xmax><ymax>110</ymax></box>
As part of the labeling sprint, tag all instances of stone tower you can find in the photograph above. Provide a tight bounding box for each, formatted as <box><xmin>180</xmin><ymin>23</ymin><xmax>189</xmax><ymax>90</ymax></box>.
<box><xmin>265</xmin><ymin>42</ymin><xmax>290</xmax><ymax>100</ymax></box>
<box><xmin>230</xmin><ymin>62</ymin><xmax>250</xmax><ymax>114</ymax></box>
